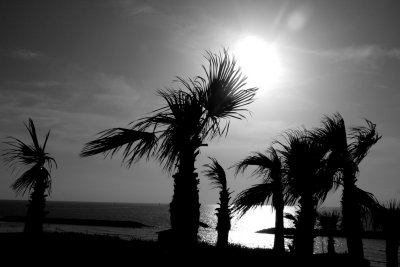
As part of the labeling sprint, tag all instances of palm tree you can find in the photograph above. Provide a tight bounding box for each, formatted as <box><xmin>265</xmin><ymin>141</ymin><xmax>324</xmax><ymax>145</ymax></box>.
<box><xmin>312</xmin><ymin>113</ymin><xmax>381</xmax><ymax>258</ymax></box>
<box><xmin>317</xmin><ymin>210</ymin><xmax>340</xmax><ymax>255</ymax></box>
<box><xmin>277</xmin><ymin>129</ymin><xmax>338</xmax><ymax>256</ymax></box>
<box><xmin>80</xmin><ymin>50</ymin><xmax>257</xmax><ymax>245</ymax></box>
<box><xmin>372</xmin><ymin>200</ymin><xmax>400</xmax><ymax>267</ymax></box>
<box><xmin>203</xmin><ymin>157</ymin><xmax>232</xmax><ymax>248</ymax></box>
<box><xmin>232</xmin><ymin>146</ymin><xmax>286</xmax><ymax>253</ymax></box>
<box><xmin>2</xmin><ymin>118</ymin><xmax>57</xmax><ymax>234</ymax></box>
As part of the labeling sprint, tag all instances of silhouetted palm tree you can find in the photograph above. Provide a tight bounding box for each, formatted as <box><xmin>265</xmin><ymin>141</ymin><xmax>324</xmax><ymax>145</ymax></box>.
<box><xmin>318</xmin><ymin>210</ymin><xmax>340</xmax><ymax>254</ymax></box>
<box><xmin>372</xmin><ymin>200</ymin><xmax>400</xmax><ymax>267</ymax></box>
<box><xmin>203</xmin><ymin>157</ymin><xmax>232</xmax><ymax>248</ymax></box>
<box><xmin>277</xmin><ymin>129</ymin><xmax>338</xmax><ymax>256</ymax></box>
<box><xmin>232</xmin><ymin>146</ymin><xmax>286</xmax><ymax>253</ymax></box>
<box><xmin>80</xmin><ymin>50</ymin><xmax>257</xmax><ymax>245</ymax></box>
<box><xmin>2</xmin><ymin>118</ymin><xmax>57</xmax><ymax>234</ymax></box>
<box><xmin>312</xmin><ymin>113</ymin><xmax>381</xmax><ymax>258</ymax></box>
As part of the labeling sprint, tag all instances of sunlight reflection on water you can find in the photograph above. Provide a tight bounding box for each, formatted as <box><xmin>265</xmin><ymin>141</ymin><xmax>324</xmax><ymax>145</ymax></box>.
<box><xmin>199</xmin><ymin>205</ymin><xmax>295</xmax><ymax>250</ymax></box>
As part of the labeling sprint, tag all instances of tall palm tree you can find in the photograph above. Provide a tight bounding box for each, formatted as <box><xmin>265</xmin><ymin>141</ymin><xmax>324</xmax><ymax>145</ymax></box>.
<box><xmin>277</xmin><ymin>129</ymin><xmax>338</xmax><ymax>256</ymax></box>
<box><xmin>203</xmin><ymin>157</ymin><xmax>232</xmax><ymax>248</ymax></box>
<box><xmin>81</xmin><ymin>50</ymin><xmax>257</xmax><ymax>245</ymax></box>
<box><xmin>373</xmin><ymin>200</ymin><xmax>400</xmax><ymax>267</ymax></box>
<box><xmin>312</xmin><ymin>113</ymin><xmax>381</xmax><ymax>258</ymax></box>
<box><xmin>232</xmin><ymin>146</ymin><xmax>286</xmax><ymax>253</ymax></box>
<box><xmin>2</xmin><ymin>118</ymin><xmax>57</xmax><ymax>234</ymax></box>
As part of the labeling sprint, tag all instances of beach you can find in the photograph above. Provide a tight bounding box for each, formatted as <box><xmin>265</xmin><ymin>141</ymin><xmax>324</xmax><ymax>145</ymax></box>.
<box><xmin>0</xmin><ymin>200</ymin><xmax>394</xmax><ymax>266</ymax></box>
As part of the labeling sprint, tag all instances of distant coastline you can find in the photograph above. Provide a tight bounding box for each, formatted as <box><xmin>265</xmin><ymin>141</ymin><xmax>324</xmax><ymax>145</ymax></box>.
<box><xmin>257</xmin><ymin>227</ymin><xmax>387</xmax><ymax>240</ymax></box>
<box><xmin>0</xmin><ymin>216</ymin><xmax>150</xmax><ymax>228</ymax></box>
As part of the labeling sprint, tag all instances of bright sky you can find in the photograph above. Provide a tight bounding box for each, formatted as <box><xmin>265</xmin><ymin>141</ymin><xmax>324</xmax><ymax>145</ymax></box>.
<box><xmin>1</xmin><ymin>0</ymin><xmax>400</xmax><ymax>206</ymax></box>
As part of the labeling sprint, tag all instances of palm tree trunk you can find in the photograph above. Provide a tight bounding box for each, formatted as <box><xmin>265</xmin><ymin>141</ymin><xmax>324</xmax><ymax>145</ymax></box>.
<box><xmin>294</xmin><ymin>195</ymin><xmax>316</xmax><ymax>256</ymax></box>
<box><xmin>216</xmin><ymin>190</ymin><xmax>231</xmax><ymax>248</ymax></box>
<box><xmin>386</xmin><ymin>236</ymin><xmax>398</xmax><ymax>267</ymax></box>
<box><xmin>327</xmin><ymin>236</ymin><xmax>335</xmax><ymax>254</ymax></box>
<box><xmin>342</xmin><ymin>180</ymin><xmax>364</xmax><ymax>258</ymax></box>
<box><xmin>24</xmin><ymin>176</ymin><xmax>47</xmax><ymax>234</ymax></box>
<box><xmin>273</xmin><ymin>192</ymin><xmax>285</xmax><ymax>253</ymax></box>
<box><xmin>169</xmin><ymin>148</ymin><xmax>200</xmax><ymax>246</ymax></box>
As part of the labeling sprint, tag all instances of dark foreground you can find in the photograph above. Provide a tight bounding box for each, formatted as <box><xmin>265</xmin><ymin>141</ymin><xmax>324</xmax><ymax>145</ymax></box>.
<box><xmin>0</xmin><ymin>232</ymin><xmax>370</xmax><ymax>267</ymax></box>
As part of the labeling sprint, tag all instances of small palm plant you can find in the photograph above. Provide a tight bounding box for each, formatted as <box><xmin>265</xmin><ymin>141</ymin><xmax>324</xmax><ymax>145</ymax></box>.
<box><xmin>203</xmin><ymin>157</ymin><xmax>232</xmax><ymax>247</ymax></box>
<box><xmin>2</xmin><ymin>118</ymin><xmax>57</xmax><ymax>234</ymax></box>
<box><xmin>232</xmin><ymin>146</ymin><xmax>286</xmax><ymax>253</ymax></box>
<box><xmin>317</xmin><ymin>210</ymin><xmax>340</xmax><ymax>254</ymax></box>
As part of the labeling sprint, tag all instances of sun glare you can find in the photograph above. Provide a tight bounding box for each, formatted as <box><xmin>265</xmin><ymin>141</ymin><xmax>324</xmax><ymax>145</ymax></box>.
<box><xmin>234</xmin><ymin>36</ymin><xmax>284</xmax><ymax>91</ymax></box>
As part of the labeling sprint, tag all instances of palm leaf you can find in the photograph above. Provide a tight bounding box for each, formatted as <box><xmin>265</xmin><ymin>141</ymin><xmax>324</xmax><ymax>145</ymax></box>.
<box><xmin>349</xmin><ymin>119</ymin><xmax>381</xmax><ymax>165</ymax></box>
<box><xmin>200</xmin><ymin>49</ymin><xmax>258</xmax><ymax>138</ymax></box>
<box><xmin>25</xmin><ymin>118</ymin><xmax>41</xmax><ymax>152</ymax></box>
<box><xmin>203</xmin><ymin>157</ymin><xmax>227</xmax><ymax>190</ymax></box>
<box><xmin>232</xmin><ymin>181</ymin><xmax>275</xmax><ymax>218</ymax></box>
<box><xmin>311</xmin><ymin>113</ymin><xmax>348</xmax><ymax>154</ymax></box>
<box><xmin>233</xmin><ymin>147</ymin><xmax>280</xmax><ymax>179</ymax></box>
<box><xmin>11</xmin><ymin>164</ymin><xmax>50</xmax><ymax>196</ymax></box>
<box><xmin>80</xmin><ymin>127</ymin><xmax>156</xmax><ymax>167</ymax></box>
<box><xmin>2</xmin><ymin>137</ymin><xmax>38</xmax><ymax>171</ymax></box>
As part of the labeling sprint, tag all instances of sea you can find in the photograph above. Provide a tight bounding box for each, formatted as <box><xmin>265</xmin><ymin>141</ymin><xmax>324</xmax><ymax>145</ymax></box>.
<box><xmin>0</xmin><ymin>200</ymin><xmax>392</xmax><ymax>267</ymax></box>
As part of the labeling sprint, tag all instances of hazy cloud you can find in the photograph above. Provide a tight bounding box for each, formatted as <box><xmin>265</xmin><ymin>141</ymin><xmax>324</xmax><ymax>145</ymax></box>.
<box><xmin>12</xmin><ymin>49</ymin><xmax>44</xmax><ymax>60</ymax></box>
<box><xmin>130</xmin><ymin>5</ymin><xmax>156</xmax><ymax>15</ymax></box>
<box><xmin>306</xmin><ymin>45</ymin><xmax>400</xmax><ymax>64</ymax></box>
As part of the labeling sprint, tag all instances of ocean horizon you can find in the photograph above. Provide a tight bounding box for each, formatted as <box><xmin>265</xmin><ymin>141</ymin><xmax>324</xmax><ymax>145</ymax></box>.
<box><xmin>0</xmin><ymin>199</ymin><xmax>392</xmax><ymax>267</ymax></box>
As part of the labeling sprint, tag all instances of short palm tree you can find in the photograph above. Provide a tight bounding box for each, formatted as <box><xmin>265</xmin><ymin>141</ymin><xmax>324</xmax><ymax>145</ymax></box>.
<box><xmin>203</xmin><ymin>157</ymin><xmax>232</xmax><ymax>248</ymax></box>
<box><xmin>277</xmin><ymin>129</ymin><xmax>338</xmax><ymax>256</ymax></box>
<box><xmin>232</xmin><ymin>146</ymin><xmax>286</xmax><ymax>253</ymax></box>
<box><xmin>312</xmin><ymin>113</ymin><xmax>381</xmax><ymax>258</ymax></box>
<box><xmin>373</xmin><ymin>200</ymin><xmax>400</xmax><ymax>267</ymax></box>
<box><xmin>2</xmin><ymin>118</ymin><xmax>57</xmax><ymax>234</ymax></box>
<box><xmin>81</xmin><ymin>50</ymin><xmax>257</xmax><ymax>245</ymax></box>
<box><xmin>318</xmin><ymin>210</ymin><xmax>340</xmax><ymax>254</ymax></box>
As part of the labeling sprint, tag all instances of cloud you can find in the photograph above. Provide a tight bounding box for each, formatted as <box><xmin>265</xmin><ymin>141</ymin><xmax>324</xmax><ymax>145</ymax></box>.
<box><xmin>130</xmin><ymin>5</ymin><xmax>156</xmax><ymax>15</ymax></box>
<box><xmin>301</xmin><ymin>45</ymin><xmax>400</xmax><ymax>65</ymax></box>
<box><xmin>12</xmin><ymin>49</ymin><xmax>43</xmax><ymax>60</ymax></box>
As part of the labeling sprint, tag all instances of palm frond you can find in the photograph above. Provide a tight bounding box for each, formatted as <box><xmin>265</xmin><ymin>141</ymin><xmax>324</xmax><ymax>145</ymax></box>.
<box><xmin>11</xmin><ymin>164</ymin><xmax>50</xmax><ymax>196</ymax></box>
<box><xmin>200</xmin><ymin>49</ymin><xmax>258</xmax><ymax>138</ymax></box>
<box><xmin>349</xmin><ymin>119</ymin><xmax>381</xmax><ymax>165</ymax></box>
<box><xmin>203</xmin><ymin>157</ymin><xmax>227</xmax><ymax>190</ymax></box>
<box><xmin>25</xmin><ymin>118</ymin><xmax>41</xmax><ymax>152</ymax></box>
<box><xmin>80</xmin><ymin>127</ymin><xmax>157</xmax><ymax>167</ymax></box>
<box><xmin>232</xmin><ymin>182</ymin><xmax>275</xmax><ymax>218</ymax></box>
<box><xmin>2</xmin><ymin>137</ymin><xmax>38</xmax><ymax>171</ymax></box>
<box><xmin>233</xmin><ymin>152</ymin><xmax>273</xmax><ymax>176</ymax></box>
<box><xmin>150</xmin><ymin>88</ymin><xmax>203</xmax><ymax>172</ymax></box>
<box><xmin>311</xmin><ymin>113</ymin><xmax>348</xmax><ymax>155</ymax></box>
<box><xmin>277</xmin><ymin>129</ymin><xmax>337</xmax><ymax>205</ymax></box>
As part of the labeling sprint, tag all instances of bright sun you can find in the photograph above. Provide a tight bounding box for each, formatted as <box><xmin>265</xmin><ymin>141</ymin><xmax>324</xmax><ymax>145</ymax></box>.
<box><xmin>234</xmin><ymin>36</ymin><xmax>284</xmax><ymax>90</ymax></box>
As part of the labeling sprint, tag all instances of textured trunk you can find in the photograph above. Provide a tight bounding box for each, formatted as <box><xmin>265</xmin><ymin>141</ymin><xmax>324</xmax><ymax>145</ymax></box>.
<box><xmin>216</xmin><ymin>190</ymin><xmax>231</xmax><ymax>248</ymax></box>
<box><xmin>386</xmin><ymin>236</ymin><xmax>398</xmax><ymax>267</ymax></box>
<box><xmin>294</xmin><ymin>195</ymin><xmax>316</xmax><ymax>256</ymax></box>
<box><xmin>327</xmin><ymin>236</ymin><xmax>335</xmax><ymax>255</ymax></box>
<box><xmin>169</xmin><ymin>147</ymin><xmax>200</xmax><ymax>246</ymax></box>
<box><xmin>273</xmin><ymin>191</ymin><xmax>285</xmax><ymax>253</ymax></box>
<box><xmin>24</xmin><ymin>175</ymin><xmax>47</xmax><ymax>235</ymax></box>
<box><xmin>342</xmin><ymin>175</ymin><xmax>364</xmax><ymax>258</ymax></box>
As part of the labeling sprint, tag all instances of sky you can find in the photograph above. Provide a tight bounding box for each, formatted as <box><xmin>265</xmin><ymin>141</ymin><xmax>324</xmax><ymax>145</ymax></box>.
<box><xmin>1</xmin><ymin>0</ymin><xmax>400</xmax><ymax>206</ymax></box>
